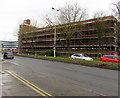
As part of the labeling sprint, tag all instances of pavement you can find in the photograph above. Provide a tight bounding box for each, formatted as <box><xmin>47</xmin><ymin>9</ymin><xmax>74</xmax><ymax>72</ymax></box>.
<box><xmin>0</xmin><ymin>61</ymin><xmax>2</xmax><ymax>98</ymax></box>
<box><xmin>1</xmin><ymin>61</ymin><xmax>40</xmax><ymax>96</ymax></box>
<box><xmin>2</xmin><ymin>72</ymin><xmax>40</xmax><ymax>96</ymax></box>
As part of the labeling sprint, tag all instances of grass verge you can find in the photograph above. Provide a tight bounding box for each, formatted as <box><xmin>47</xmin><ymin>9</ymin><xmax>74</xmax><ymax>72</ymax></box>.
<box><xmin>16</xmin><ymin>53</ymin><xmax>119</xmax><ymax>71</ymax></box>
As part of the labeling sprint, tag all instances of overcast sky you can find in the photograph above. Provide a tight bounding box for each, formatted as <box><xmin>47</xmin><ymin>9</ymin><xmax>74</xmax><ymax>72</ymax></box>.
<box><xmin>0</xmin><ymin>0</ymin><xmax>118</xmax><ymax>41</ymax></box>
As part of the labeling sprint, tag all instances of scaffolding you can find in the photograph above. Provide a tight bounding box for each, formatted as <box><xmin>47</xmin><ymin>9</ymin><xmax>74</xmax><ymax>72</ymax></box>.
<box><xmin>19</xmin><ymin>16</ymin><xmax>119</xmax><ymax>57</ymax></box>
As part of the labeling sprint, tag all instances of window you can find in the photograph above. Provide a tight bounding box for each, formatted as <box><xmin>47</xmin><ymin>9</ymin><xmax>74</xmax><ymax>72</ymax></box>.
<box><xmin>112</xmin><ymin>56</ymin><xmax>119</xmax><ymax>60</ymax></box>
<box><xmin>105</xmin><ymin>56</ymin><xmax>119</xmax><ymax>60</ymax></box>
<box><xmin>105</xmin><ymin>56</ymin><xmax>113</xmax><ymax>59</ymax></box>
<box><xmin>74</xmin><ymin>54</ymin><xmax>81</xmax><ymax>57</ymax></box>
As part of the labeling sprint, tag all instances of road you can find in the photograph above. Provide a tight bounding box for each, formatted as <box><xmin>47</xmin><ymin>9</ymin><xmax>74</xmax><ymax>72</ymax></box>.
<box><xmin>1</xmin><ymin>54</ymin><xmax>119</xmax><ymax>96</ymax></box>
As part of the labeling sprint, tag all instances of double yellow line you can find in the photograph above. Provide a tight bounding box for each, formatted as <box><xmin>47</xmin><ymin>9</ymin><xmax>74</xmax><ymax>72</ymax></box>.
<box><xmin>5</xmin><ymin>70</ymin><xmax>54</xmax><ymax>98</ymax></box>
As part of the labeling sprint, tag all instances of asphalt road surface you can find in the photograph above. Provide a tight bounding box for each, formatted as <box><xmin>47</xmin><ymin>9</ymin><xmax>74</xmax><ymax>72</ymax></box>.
<box><xmin>1</xmin><ymin>54</ymin><xmax>119</xmax><ymax>96</ymax></box>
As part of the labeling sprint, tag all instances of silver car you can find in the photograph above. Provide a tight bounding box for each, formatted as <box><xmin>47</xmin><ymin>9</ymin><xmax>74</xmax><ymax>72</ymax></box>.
<box><xmin>71</xmin><ymin>53</ymin><xmax>93</xmax><ymax>61</ymax></box>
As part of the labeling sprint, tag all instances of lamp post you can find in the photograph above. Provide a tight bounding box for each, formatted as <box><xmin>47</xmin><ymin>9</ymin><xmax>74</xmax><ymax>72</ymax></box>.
<box><xmin>1</xmin><ymin>43</ymin><xmax>3</xmax><ymax>52</ymax></box>
<box><xmin>53</xmin><ymin>25</ymin><xmax>56</xmax><ymax>57</ymax></box>
<box><xmin>52</xmin><ymin>7</ymin><xmax>59</xmax><ymax>57</ymax></box>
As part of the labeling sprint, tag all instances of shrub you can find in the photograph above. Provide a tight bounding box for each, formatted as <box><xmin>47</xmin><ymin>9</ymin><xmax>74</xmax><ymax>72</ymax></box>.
<box><xmin>45</xmin><ymin>50</ymin><xmax>54</xmax><ymax>56</ymax></box>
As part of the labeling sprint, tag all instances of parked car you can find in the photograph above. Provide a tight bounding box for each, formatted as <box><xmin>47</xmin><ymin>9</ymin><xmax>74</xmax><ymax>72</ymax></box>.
<box><xmin>11</xmin><ymin>50</ymin><xmax>18</xmax><ymax>54</ymax></box>
<box><xmin>70</xmin><ymin>53</ymin><xmax>93</xmax><ymax>61</ymax></box>
<box><xmin>3</xmin><ymin>52</ymin><xmax>14</xmax><ymax>59</ymax></box>
<box><xmin>100</xmin><ymin>55</ymin><xmax>120</xmax><ymax>63</ymax></box>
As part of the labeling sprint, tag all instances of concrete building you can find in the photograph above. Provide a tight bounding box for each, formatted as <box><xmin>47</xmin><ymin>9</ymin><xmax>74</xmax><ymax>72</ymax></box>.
<box><xmin>19</xmin><ymin>16</ymin><xmax>119</xmax><ymax>57</ymax></box>
<box><xmin>0</xmin><ymin>41</ymin><xmax>18</xmax><ymax>52</ymax></box>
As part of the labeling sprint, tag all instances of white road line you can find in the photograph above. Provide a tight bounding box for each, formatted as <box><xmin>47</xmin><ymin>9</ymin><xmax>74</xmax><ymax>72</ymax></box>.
<box><xmin>8</xmin><ymin>61</ymin><xmax>22</xmax><ymax>67</ymax></box>
<box><xmin>65</xmin><ymin>67</ymin><xmax>74</xmax><ymax>71</ymax></box>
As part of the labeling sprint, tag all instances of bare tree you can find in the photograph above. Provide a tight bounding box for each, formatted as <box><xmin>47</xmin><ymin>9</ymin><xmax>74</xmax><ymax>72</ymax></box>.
<box><xmin>93</xmin><ymin>11</ymin><xmax>107</xmax><ymax>19</ymax></box>
<box><xmin>59</xmin><ymin>3</ymin><xmax>88</xmax><ymax>57</ymax></box>
<box><xmin>116</xmin><ymin>20</ymin><xmax>120</xmax><ymax>56</ymax></box>
<box><xmin>43</xmin><ymin>14</ymin><xmax>55</xmax><ymax>26</ymax></box>
<box><xmin>43</xmin><ymin>3</ymin><xmax>88</xmax><ymax>25</ymax></box>
<box><xmin>112</xmin><ymin>1</ymin><xmax>120</xmax><ymax>54</ymax></box>
<box><xmin>43</xmin><ymin>3</ymin><xmax>88</xmax><ymax>57</ymax></box>
<box><xmin>93</xmin><ymin>11</ymin><xmax>107</xmax><ymax>57</ymax></box>
<box><xmin>57</xmin><ymin>3</ymin><xmax>88</xmax><ymax>24</ymax></box>
<box><xmin>112</xmin><ymin>1</ymin><xmax>120</xmax><ymax>20</ymax></box>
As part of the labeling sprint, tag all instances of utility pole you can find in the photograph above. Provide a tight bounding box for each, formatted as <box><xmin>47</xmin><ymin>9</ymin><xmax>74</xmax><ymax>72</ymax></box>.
<box><xmin>1</xmin><ymin>43</ymin><xmax>3</xmax><ymax>52</ymax></box>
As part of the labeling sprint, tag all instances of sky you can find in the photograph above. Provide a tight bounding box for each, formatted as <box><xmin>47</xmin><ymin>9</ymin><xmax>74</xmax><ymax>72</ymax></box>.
<box><xmin>0</xmin><ymin>0</ymin><xmax>118</xmax><ymax>41</ymax></box>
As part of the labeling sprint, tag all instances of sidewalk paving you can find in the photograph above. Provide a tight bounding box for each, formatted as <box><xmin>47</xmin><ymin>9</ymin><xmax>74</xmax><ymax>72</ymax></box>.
<box><xmin>1</xmin><ymin>70</ymin><xmax>40</xmax><ymax>96</ymax></box>
<box><xmin>1</xmin><ymin>60</ymin><xmax>40</xmax><ymax>96</ymax></box>
<box><xmin>0</xmin><ymin>62</ymin><xmax>2</xmax><ymax>98</ymax></box>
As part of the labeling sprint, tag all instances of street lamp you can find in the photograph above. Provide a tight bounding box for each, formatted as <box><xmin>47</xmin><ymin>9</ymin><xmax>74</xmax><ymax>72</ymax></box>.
<box><xmin>1</xmin><ymin>43</ymin><xmax>3</xmax><ymax>52</ymax></box>
<box><xmin>52</xmin><ymin>7</ymin><xmax>59</xmax><ymax>57</ymax></box>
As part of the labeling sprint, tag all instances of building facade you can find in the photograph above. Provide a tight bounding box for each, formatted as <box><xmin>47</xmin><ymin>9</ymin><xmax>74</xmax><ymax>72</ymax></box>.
<box><xmin>0</xmin><ymin>41</ymin><xmax>18</xmax><ymax>52</ymax></box>
<box><xmin>19</xmin><ymin>16</ymin><xmax>119</xmax><ymax>57</ymax></box>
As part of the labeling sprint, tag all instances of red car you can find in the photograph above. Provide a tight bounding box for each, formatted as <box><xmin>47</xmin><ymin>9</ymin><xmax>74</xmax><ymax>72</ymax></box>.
<box><xmin>100</xmin><ymin>55</ymin><xmax>120</xmax><ymax>63</ymax></box>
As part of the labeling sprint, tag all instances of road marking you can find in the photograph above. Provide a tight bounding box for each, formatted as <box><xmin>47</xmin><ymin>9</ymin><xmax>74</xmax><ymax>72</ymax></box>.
<box><xmin>65</xmin><ymin>67</ymin><xmax>75</xmax><ymax>71</ymax></box>
<box><xmin>9</xmin><ymin>62</ymin><xmax>21</xmax><ymax>66</ymax></box>
<box><xmin>5</xmin><ymin>70</ymin><xmax>54</xmax><ymax>98</ymax></box>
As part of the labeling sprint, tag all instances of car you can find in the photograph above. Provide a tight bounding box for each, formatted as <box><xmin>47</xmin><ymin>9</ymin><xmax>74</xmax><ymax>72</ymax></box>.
<box><xmin>70</xmin><ymin>53</ymin><xmax>93</xmax><ymax>61</ymax></box>
<box><xmin>11</xmin><ymin>50</ymin><xmax>18</xmax><ymax>54</ymax></box>
<box><xmin>3</xmin><ymin>52</ymin><xmax>14</xmax><ymax>59</ymax></box>
<box><xmin>100</xmin><ymin>55</ymin><xmax>120</xmax><ymax>63</ymax></box>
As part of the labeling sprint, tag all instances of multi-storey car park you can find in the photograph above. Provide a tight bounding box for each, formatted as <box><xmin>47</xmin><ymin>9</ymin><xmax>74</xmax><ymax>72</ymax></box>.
<box><xmin>18</xmin><ymin>16</ymin><xmax>120</xmax><ymax>57</ymax></box>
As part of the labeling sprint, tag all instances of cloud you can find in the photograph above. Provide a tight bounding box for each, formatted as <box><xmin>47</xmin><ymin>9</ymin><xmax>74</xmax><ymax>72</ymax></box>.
<box><xmin>0</xmin><ymin>0</ymin><xmax>114</xmax><ymax>41</ymax></box>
